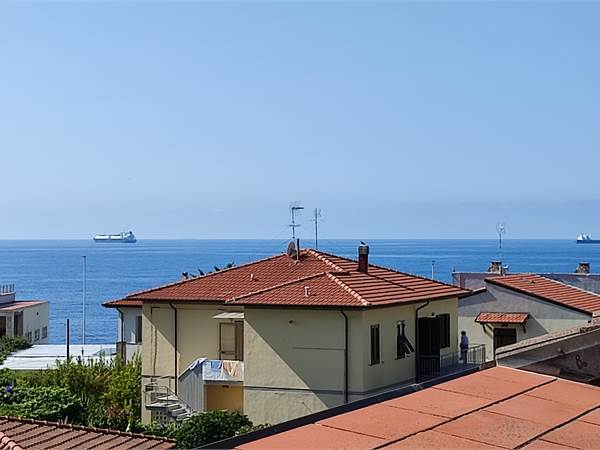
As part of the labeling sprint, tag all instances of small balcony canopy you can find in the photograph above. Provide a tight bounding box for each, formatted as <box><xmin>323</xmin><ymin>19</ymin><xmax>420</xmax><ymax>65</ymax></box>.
<box><xmin>475</xmin><ymin>312</ymin><xmax>529</xmax><ymax>324</ymax></box>
<box><xmin>212</xmin><ymin>312</ymin><xmax>244</xmax><ymax>320</ymax></box>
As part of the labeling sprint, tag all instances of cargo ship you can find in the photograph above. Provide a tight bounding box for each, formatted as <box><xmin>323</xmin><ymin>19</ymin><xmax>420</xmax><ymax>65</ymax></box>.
<box><xmin>576</xmin><ymin>233</ymin><xmax>600</xmax><ymax>244</ymax></box>
<box><xmin>93</xmin><ymin>231</ymin><xmax>136</xmax><ymax>243</ymax></box>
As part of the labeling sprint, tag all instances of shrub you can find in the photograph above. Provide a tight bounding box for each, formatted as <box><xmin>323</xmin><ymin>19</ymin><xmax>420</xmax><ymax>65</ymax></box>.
<box><xmin>0</xmin><ymin>336</ymin><xmax>31</xmax><ymax>364</ymax></box>
<box><xmin>235</xmin><ymin>423</ymin><xmax>271</xmax><ymax>436</ymax></box>
<box><xmin>0</xmin><ymin>386</ymin><xmax>83</xmax><ymax>422</ymax></box>
<box><xmin>175</xmin><ymin>410</ymin><xmax>252</xmax><ymax>448</ymax></box>
<box><xmin>135</xmin><ymin>420</ymin><xmax>178</xmax><ymax>439</ymax></box>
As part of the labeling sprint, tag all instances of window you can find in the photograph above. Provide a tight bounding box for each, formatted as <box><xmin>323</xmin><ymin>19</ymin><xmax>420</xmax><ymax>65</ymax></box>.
<box><xmin>26</xmin><ymin>331</ymin><xmax>32</xmax><ymax>343</ymax></box>
<box><xmin>34</xmin><ymin>329</ymin><xmax>40</xmax><ymax>341</ymax></box>
<box><xmin>136</xmin><ymin>316</ymin><xmax>143</xmax><ymax>343</ymax></box>
<box><xmin>42</xmin><ymin>326</ymin><xmax>47</xmax><ymax>339</ymax></box>
<box><xmin>439</xmin><ymin>314</ymin><xmax>450</xmax><ymax>349</ymax></box>
<box><xmin>370</xmin><ymin>324</ymin><xmax>380</xmax><ymax>365</ymax></box>
<box><xmin>396</xmin><ymin>321</ymin><xmax>414</xmax><ymax>359</ymax></box>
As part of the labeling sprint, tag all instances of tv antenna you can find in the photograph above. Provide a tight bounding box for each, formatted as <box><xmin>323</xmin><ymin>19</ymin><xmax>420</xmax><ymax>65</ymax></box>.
<box><xmin>313</xmin><ymin>208</ymin><xmax>322</xmax><ymax>250</ymax></box>
<box><xmin>496</xmin><ymin>222</ymin><xmax>506</xmax><ymax>249</ymax></box>
<box><xmin>289</xmin><ymin>202</ymin><xmax>304</xmax><ymax>240</ymax></box>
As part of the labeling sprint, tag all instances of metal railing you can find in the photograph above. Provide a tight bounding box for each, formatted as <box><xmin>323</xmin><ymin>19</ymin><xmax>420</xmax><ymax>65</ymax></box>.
<box><xmin>417</xmin><ymin>344</ymin><xmax>486</xmax><ymax>379</ymax></box>
<box><xmin>144</xmin><ymin>382</ymin><xmax>194</xmax><ymax>413</ymax></box>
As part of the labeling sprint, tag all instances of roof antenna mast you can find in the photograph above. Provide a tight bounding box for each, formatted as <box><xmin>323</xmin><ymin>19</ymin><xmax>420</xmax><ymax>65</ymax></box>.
<box><xmin>496</xmin><ymin>222</ymin><xmax>506</xmax><ymax>249</ymax></box>
<box><xmin>289</xmin><ymin>202</ymin><xmax>304</xmax><ymax>241</ymax></box>
<box><xmin>313</xmin><ymin>208</ymin><xmax>322</xmax><ymax>250</ymax></box>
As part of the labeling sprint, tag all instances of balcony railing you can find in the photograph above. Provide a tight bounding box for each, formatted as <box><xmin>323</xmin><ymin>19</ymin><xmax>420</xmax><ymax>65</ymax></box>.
<box><xmin>116</xmin><ymin>341</ymin><xmax>141</xmax><ymax>361</ymax></box>
<box><xmin>417</xmin><ymin>344</ymin><xmax>486</xmax><ymax>379</ymax></box>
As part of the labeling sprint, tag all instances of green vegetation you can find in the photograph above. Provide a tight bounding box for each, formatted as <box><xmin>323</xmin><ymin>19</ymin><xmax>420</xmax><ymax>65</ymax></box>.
<box><xmin>175</xmin><ymin>410</ymin><xmax>252</xmax><ymax>448</ymax></box>
<box><xmin>0</xmin><ymin>348</ymin><xmax>266</xmax><ymax>448</ymax></box>
<box><xmin>0</xmin><ymin>336</ymin><xmax>30</xmax><ymax>364</ymax></box>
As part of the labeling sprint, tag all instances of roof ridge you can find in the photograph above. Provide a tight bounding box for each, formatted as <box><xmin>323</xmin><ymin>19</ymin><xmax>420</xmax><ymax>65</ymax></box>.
<box><xmin>326</xmin><ymin>273</ymin><xmax>370</xmax><ymax>306</ymax></box>
<box><xmin>0</xmin><ymin>416</ymin><xmax>175</xmax><ymax>442</ymax></box>
<box><xmin>306</xmin><ymin>248</ymin><xmax>468</xmax><ymax>292</ymax></box>
<box><xmin>122</xmin><ymin>253</ymin><xmax>291</xmax><ymax>300</ymax></box>
<box><xmin>303</xmin><ymin>249</ymin><xmax>346</xmax><ymax>272</ymax></box>
<box><xmin>490</xmin><ymin>273</ymin><xmax>600</xmax><ymax>299</ymax></box>
<box><xmin>227</xmin><ymin>272</ymin><xmax>336</xmax><ymax>303</ymax></box>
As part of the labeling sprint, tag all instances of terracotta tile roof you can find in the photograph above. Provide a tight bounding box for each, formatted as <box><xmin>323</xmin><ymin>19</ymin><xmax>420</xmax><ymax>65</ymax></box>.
<box><xmin>234</xmin><ymin>366</ymin><xmax>600</xmax><ymax>450</ymax></box>
<box><xmin>475</xmin><ymin>312</ymin><xmax>529</xmax><ymax>324</ymax></box>
<box><xmin>0</xmin><ymin>416</ymin><xmax>175</xmax><ymax>449</ymax></box>
<box><xmin>105</xmin><ymin>249</ymin><xmax>469</xmax><ymax>309</ymax></box>
<box><xmin>487</xmin><ymin>274</ymin><xmax>600</xmax><ymax>314</ymax></box>
<box><xmin>103</xmin><ymin>298</ymin><xmax>142</xmax><ymax>308</ymax></box>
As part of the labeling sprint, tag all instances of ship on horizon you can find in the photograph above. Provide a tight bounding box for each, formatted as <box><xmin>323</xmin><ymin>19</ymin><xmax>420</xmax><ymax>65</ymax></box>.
<box><xmin>576</xmin><ymin>233</ymin><xmax>600</xmax><ymax>244</ymax></box>
<box><xmin>93</xmin><ymin>231</ymin><xmax>136</xmax><ymax>243</ymax></box>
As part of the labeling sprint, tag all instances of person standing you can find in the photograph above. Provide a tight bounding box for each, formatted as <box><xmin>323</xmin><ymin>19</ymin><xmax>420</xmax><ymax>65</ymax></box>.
<box><xmin>460</xmin><ymin>331</ymin><xmax>469</xmax><ymax>364</ymax></box>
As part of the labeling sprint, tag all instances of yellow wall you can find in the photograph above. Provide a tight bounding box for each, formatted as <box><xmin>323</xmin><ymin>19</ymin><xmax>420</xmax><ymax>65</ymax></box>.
<box><xmin>205</xmin><ymin>385</ymin><xmax>244</xmax><ymax>412</ymax></box>
<box><xmin>244</xmin><ymin>297</ymin><xmax>459</xmax><ymax>425</ymax></box>
<box><xmin>141</xmin><ymin>303</ymin><xmax>243</xmax><ymax>423</ymax></box>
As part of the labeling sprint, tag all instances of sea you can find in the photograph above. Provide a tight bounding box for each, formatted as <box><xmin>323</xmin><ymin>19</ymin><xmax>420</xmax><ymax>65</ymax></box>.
<box><xmin>1</xmin><ymin>239</ymin><xmax>600</xmax><ymax>345</ymax></box>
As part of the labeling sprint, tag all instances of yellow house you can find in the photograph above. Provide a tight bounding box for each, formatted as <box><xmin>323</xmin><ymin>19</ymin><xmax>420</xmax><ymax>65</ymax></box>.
<box><xmin>104</xmin><ymin>245</ymin><xmax>472</xmax><ymax>425</ymax></box>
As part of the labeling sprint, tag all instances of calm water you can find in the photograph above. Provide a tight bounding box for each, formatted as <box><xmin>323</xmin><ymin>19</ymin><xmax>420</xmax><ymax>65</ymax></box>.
<box><xmin>1</xmin><ymin>239</ymin><xmax>599</xmax><ymax>344</ymax></box>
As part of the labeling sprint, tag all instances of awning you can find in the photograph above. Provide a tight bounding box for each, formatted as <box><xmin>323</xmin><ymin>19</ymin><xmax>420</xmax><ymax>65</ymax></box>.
<box><xmin>475</xmin><ymin>312</ymin><xmax>529</xmax><ymax>324</ymax></box>
<box><xmin>212</xmin><ymin>312</ymin><xmax>244</xmax><ymax>320</ymax></box>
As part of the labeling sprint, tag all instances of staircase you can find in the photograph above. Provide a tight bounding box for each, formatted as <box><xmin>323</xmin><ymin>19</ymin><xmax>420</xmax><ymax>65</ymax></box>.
<box><xmin>145</xmin><ymin>384</ymin><xmax>194</xmax><ymax>423</ymax></box>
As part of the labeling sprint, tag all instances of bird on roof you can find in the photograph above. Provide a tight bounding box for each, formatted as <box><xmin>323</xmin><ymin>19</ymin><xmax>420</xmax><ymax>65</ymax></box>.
<box><xmin>360</xmin><ymin>241</ymin><xmax>367</xmax><ymax>245</ymax></box>
<box><xmin>198</xmin><ymin>269</ymin><xmax>205</xmax><ymax>276</ymax></box>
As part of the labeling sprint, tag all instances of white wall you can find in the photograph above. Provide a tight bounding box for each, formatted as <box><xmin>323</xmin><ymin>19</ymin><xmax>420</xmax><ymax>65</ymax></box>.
<box><xmin>119</xmin><ymin>307</ymin><xmax>142</xmax><ymax>343</ymax></box>
<box><xmin>459</xmin><ymin>284</ymin><xmax>591</xmax><ymax>360</ymax></box>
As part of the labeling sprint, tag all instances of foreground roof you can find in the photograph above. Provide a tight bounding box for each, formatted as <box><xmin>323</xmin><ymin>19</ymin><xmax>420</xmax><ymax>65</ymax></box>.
<box><xmin>0</xmin><ymin>416</ymin><xmax>175</xmax><ymax>449</ymax></box>
<box><xmin>234</xmin><ymin>366</ymin><xmax>600</xmax><ymax>449</ymax></box>
<box><xmin>475</xmin><ymin>312</ymin><xmax>529</xmax><ymax>324</ymax></box>
<box><xmin>487</xmin><ymin>274</ymin><xmax>600</xmax><ymax>314</ymax></box>
<box><xmin>105</xmin><ymin>249</ymin><xmax>468</xmax><ymax>309</ymax></box>
<box><xmin>0</xmin><ymin>301</ymin><xmax>46</xmax><ymax>311</ymax></box>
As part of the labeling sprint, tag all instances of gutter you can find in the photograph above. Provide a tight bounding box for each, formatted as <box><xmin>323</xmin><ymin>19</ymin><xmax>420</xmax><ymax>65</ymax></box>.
<box><xmin>340</xmin><ymin>310</ymin><xmax>349</xmax><ymax>404</ymax></box>
<box><xmin>169</xmin><ymin>303</ymin><xmax>178</xmax><ymax>394</ymax></box>
<box><xmin>414</xmin><ymin>301</ymin><xmax>430</xmax><ymax>383</ymax></box>
<box><xmin>116</xmin><ymin>307</ymin><xmax>124</xmax><ymax>343</ymax></box>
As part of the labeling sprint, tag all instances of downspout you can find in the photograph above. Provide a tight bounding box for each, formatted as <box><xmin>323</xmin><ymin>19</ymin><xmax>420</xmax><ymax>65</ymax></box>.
<box><xmin>414</xmin><ymin>301</ymin><xmax>430</xmax><ymax>383</ymax></box>
<box><xmin>340</xmin><ymin>310</ymin><xmax>349</xmax><ymax>404</ymax></box>
<box><xmin>117</xmin><ymin>308</ymin><xmax>124</xmax><ymax>361</ymax></box>
<box><xmin>169</xmin><ymin>303</ymin><xmax>178</xmax><ymax>394</ymax></box>
<box><xmin>117</xmin><ymin>308</ymin><xmax>124</xmax><ymax>342</ymax></box>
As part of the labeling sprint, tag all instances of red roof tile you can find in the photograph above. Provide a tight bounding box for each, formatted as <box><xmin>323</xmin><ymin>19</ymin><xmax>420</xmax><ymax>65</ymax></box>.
<box><xmin>105</xmin><ymin>249</ymin><xmax>469</xmax><ymax>309</ymax></box>
<box><xmin>234</xmin><ymin>367</ymin><xmax>600</xmax><ymax>450</ymax></box>
<box><xmin>475</xmin><ymin>312</ymin><xmax>529</xmax><ymax>324</ymax></box>
<box><xmin>487</xmin><ymin>274</ymin><xmax>600</xmax><ymax>314</ymax></box>
<box><xmin>0</xmin><ymin>417</ymin><xmax>175</xmax><ymax>449</ymax></box>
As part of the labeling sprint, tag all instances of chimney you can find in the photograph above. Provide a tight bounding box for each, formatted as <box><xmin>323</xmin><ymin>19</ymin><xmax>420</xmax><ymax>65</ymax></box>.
<box><xmin>358</xmin><ymin>244</ymin><xmax>369</xmax><ymax>273</ymax></box>
<box><xmin>576</xmin><ymin>262</ymin><xmax>591</xmax><ymax>274</ymax></box>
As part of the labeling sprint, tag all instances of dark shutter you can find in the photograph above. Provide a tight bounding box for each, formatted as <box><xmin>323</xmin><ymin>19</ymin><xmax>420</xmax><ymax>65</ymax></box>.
<box><xmin>370</xmin><ymin>325</ymin><xmax>380</xmax><ymax>364</ymax></box>
<box><xmin>439</xmin><ymin>314</ymin><xmax>450</xmax><ymax>349</ymax></box>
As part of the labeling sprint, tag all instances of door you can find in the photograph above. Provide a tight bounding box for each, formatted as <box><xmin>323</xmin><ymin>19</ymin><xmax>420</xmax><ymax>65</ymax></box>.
<box><xmin>493</xmin><ymin>328</ymin><xmax>517</xmax><ymax>354</ymax></box>
<box><xmin>0</xmin><ymin>317</ymin><xmax>6</xmax><ymax>338</ymax></box>
<box><xmin>13</xmin><ymin>312</ymin><xmax>23</xmax><ymax>337</ymax></box>
<box><xmin>417</xmin><ymin>317</ymin><xmax>441</xmax><ymax>376</ymax></box>
<box><xmin>220</xmin><ymin>321</ymin><xmax>244</xmax><ymax>361</ymax></box>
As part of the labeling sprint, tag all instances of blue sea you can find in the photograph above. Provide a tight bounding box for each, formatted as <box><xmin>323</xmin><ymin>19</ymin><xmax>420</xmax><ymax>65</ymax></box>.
<box><xmin>1</xmin><ymin>239</ymin><xmax>600</xmax><ymax>344</ymax></box>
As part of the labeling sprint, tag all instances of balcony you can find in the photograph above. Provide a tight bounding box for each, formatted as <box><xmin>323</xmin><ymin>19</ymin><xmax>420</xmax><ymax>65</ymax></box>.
<box><xmin>416</xmin><ymin>344</ymin><xmax>486</xmax><ymax>380</ymax></box>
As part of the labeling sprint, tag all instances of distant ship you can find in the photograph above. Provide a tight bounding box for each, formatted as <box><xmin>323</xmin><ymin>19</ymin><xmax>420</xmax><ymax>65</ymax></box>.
<box><xmin>93</xmin><ymin>231</ymin><xmax>136</xmax><ymax>243</ymax></box>
<box><xmin>576</xmin><ymin>233</ymin><xmax>600</xmax><ymax>244</ymax></box>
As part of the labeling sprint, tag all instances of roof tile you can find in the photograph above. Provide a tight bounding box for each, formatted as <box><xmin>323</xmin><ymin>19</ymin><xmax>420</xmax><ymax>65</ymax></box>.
<box><xmin>382</xmin><ymin>430</ymin><xmax>505</xmax><ymax>449</ymax></box>
<box><xmin>488</xmin><ymin>274</ymin><xmax>600</xmax><ymax>314</ymax></box>
<box><xmin>105</xmin><ymin>249</ymin><xmax>469</xmax><ymax>309</ymax></box>
<box><xmin>541</xmin><ymin>420</ymin><xmax>600</xmax><ymax>449</ymax></box>
<box><xmin>475</xmin><ymin>312</ymin><xmax>529</xmax><ymax>324</ymax></box>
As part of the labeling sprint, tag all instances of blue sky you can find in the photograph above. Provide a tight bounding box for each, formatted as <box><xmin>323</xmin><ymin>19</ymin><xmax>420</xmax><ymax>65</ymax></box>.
<box><xmin>2</xmin><ymin>2</ymin><xmax>600</xmax><ymax>239</ymax></box>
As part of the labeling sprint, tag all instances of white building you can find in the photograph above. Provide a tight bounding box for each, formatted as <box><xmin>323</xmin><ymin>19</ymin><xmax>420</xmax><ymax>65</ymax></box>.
<box><xmin>0</xmin><ymin>284</ymin><xmax>49</xmax><ymax>344</ymax></box>
<box><xmin>459</xmin><ymin>274</ymin><xmax>598</xmax><ymax>360</ymax></box>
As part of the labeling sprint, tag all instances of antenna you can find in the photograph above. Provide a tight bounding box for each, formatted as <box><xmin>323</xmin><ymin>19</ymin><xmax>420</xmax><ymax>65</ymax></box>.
<box><xmin>82</xmin><ymin>255</ymin><xmax>86</xmax><ymax>346</ymax></box>
<box><xmin>313</xmin><ymin>208</ymin><xmax>322</xmax><ymax>250</ymax></box>
<box><xmin>496</xmin><ymin>222</ymin><xmax>506</xmax><ymax>249</ymax></box>
<box><xmin>289</xmin><ymin>202</ymin><xmax>304</xmax><ymax>240</ymax></box>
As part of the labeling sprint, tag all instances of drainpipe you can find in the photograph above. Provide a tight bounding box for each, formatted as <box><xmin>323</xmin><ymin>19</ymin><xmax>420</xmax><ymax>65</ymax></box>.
<box><xmin>415</xmin><ymin>301</ymin><xmax>429</xmax><ymax>383</ymax></box>
<box><xmin>117</xmin><ymin>308</ymin><xmax>124</xmax><ymax>360</ymax></box>
<box><xmin>340</xmin><ymin>310</ymin><xmax>349</xmax><ymax>404</ymax></box>
<box><xmin>169</xmin><ymin>303</ymin><xmax>178</xmax><ymax>394</ymax></box>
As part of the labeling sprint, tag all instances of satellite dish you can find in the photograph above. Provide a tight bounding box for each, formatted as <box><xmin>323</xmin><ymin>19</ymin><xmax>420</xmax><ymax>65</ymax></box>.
<box><xmin>286</xmin><ymin>240</ymin><xmax>297</xmax><ymax>258</ymax></box>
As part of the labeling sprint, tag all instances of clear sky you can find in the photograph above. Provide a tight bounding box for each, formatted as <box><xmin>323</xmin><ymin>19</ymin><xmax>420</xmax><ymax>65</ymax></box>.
<box><xmin>2</xmin><ymin>1</ymin><xmax>600</xmax><ymax>239</ymax></box>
